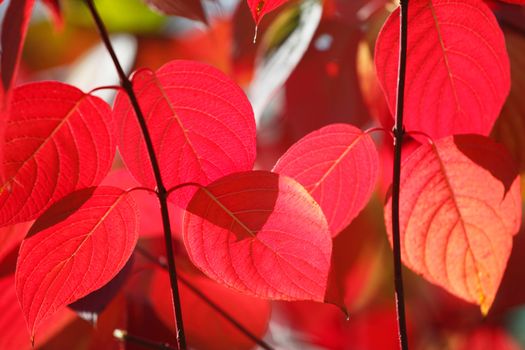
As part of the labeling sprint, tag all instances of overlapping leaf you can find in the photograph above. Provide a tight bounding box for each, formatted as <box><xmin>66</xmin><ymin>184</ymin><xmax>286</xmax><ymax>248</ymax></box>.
<box><xmin>247</xmin><ymin>0</ymin><xmax>289</xmax><ymax>24</ymax></box>
<box><xmin>113</xmin><ymin>60</ymin><xmax>256</xmax><ymax>207</ymax></box>
<box><xmin>375</xmin><ymin>0</ymin><xmax>510</xmax><ymax>140</ymax></box>
<box><xmin>384</xmin><ymin>135</ymin><xmax>521</xmax><ymax>314</ymax></box>
<box><xmin>183</xmin><ymin>171</ymin><xmax>332</xmax><ymax>301</ymax></box>
<box><xmin>0</xmin><ymin>82</ymin><xmax>115</xmax><ymax>226</ymax></box>
<box><xmin>273</xmin><ymin>124</ymin><xmax>378</xmax><ymax>236</ymax></box>
<box><xmin>16</xmin><ymin>186</ymin><xmax>139</xmax><ymax>336</ymax></box>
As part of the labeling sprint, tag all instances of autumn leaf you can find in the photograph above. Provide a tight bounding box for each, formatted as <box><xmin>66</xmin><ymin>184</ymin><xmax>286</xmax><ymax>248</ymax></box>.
<box><xmin>273</xmin><ymin>123</ymin><xmax>379</xmax><ymax>236</ymax></box>
<box><xmin>183</xmin><ymin>170</ymin><xmax>332</xmax><ymax>301</ymax></box>
<box><xmin>384</xmin><ymin>135</ymin><xmax>521</xmax><ymax>314</ymax></box>
<box><xmin>0</xmin><ymin>82</ymin><xmax>115</xmax><ymax>227</ymax></box>
<box><xmin>113</xmin><ymin>60</ymin><xmax>256</xmax><ymax>207</ymax></box>
<box><xmin>375</xmin><ymin>0</ymin><xmax>510</xmax><ymax>141</ymax></box>
<box><xmin>16</xmin><ymin>186</ymin><xmax>139</xmax><ymax>337</ymax></box>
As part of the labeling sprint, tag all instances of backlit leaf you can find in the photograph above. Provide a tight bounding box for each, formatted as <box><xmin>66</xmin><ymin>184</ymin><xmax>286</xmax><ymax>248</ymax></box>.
<box><xmin>247</xmin><ymin>0</ymin><xmax>290</xmax><ymax>24</ymax></box>
<box><xmin>150</xmin><ymin>269</ymin><xmax>271</xmax><ymax>350</ymax></box>
<box><xmin>273</xmin><ymin>124</ymin><xmax>378</xmax><ymax>236</ymax></box>
<box><xmin>113</xmin><ymin>60</ymin><xmax>256</xmax><ymax>207</ymax></box>
<box><xmin>1</xmin><ymin>0</ymin><xmax>35</xmax><ymax>95</ymax></box>
<box><xmin>384</xmin><ymin>135</ymin><xmax>521</xmax><ymax>314</ymax></box>
<box><xmin>0</xmin><ymin>82</ymin><xmax>115</xmax><ymax>226</ymax></box>
<box><xmin>16</xmin><ymin>186</ymin><xmax>139</xmax><ymax>336</ymax></box>
<box><xmin>375</xmin><ymin>0</ymin><xmax>510</xmax><ymax>140</ymax></box>
<box><xmin>183</xmin><ymin>170</ymin><xmax>332</xmax><ymax>301</ymax></box>
<box><xmin>143</xmin><ymin>0</ymin><xmax>207</xmax><ymax>23</ymax></box>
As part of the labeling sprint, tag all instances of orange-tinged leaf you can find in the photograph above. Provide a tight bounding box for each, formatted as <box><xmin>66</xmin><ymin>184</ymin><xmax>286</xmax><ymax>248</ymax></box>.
<box><xmin>385</xmin><ymin>135</ymin><xmax>521</xmax><ymax>314</ymax></box>
<box><xmin>273</xmin><ymin>124</ymin><xmax>379</xmax><ymax>236</ymax></box>
<box><xmin>183</xmin><ymin>170</ymin><xmax>332</xmax><ymax>301</ymax></box>
<box><xmin>0</xmin><ymin>81</ymin><xmax>115</xmax><ymax>227</ymax></box>
<box><xmin>15</xmin><ymin>186</ymin><xmax>139</xmax><ymax>337</ymax></box>
<box><xmin>375</xmin><ymin>0</ymin><xmax>510</xmax><ymax>140</ymax></box>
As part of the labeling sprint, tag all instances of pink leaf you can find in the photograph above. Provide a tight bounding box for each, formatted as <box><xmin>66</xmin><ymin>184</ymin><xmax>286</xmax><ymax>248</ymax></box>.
<box><xmin>384</xmin><ymin>135</ymin><xmax>521</xmax><ymax>314</ymax></box>
<box><xmin>113</xmin><ymin>60</ymin><xmax>256</xmax><ymax>207</ymax></box>
<box><xmin>1</xmin><ymin>0</ymin><xmax>35</xmax><ymax>95</ymax></box>
<box><xmin>0</xmin><ymin>81</ymin><xmax>115</xmax><ymax>226</ymax></box>
<box><xmin>247</xmin><ymin>0</ymin><xmax>289</xmax><ymax>24</ymax></box>
<box><xmin>15</xmin><ymin>186</ymin><xmax>139</xmax><ymax>337</ymax></box>
<box><xmin>273</xmin><ymin>124</ymin><xmax>379</xmax><ymax>236</ymax></box>
<box><xmin>375</xmin><ymin>0</ymin><xmax>510</xmax><ymax>140</ymax></box>
<box><xmin>143</xmin><ymin>0</ymin><xmax>207</xmax><ymax>23</ymax></box>
<box><xmin>183</xmin><ymin>170</ymin><xmax>332</xmax><ymax>301</ymax></box>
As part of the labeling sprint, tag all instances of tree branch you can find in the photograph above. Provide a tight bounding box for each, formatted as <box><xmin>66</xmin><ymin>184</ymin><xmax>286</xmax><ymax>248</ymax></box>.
<box><xmin>83</xmin><ymin>1</ymin><xmax>186</xmax><ymax>348</ymax></box>
<box><xmin>391</xmin><ymin>0</ymin><xmax>410</xmax><ymax>349</ymax></box>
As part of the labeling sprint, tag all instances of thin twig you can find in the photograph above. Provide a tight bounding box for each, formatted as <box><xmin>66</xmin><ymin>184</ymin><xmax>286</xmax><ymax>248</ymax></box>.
<box><xmin>391</xmin><ymin>1</ymin><xmax>410</xmax><ymax>349</ymax></box>
<box><xmin>83</xmin><ymin>0</ymin><xmax>186</xmax><ymax>348</ymax></box>
<box><xmin>135</xmin><ymin>245</ymin><xmax>275</xmax><ymax>350</ymax></box>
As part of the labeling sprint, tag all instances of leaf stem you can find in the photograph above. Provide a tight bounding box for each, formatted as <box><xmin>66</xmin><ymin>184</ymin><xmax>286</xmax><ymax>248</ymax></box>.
<box><xmin>83</xmin><ymin>1</ymin><xmax>186</xmax><ymax>348</ymax></box>
<box><xmin>135</xmin><ymin>245</ymin><xmax>275</xmax><ymax>350</ymax></box>
<box><xmin>391</xmin><ymin>1</ymin><xmax>409</xmax><ymax>350</ymax></box>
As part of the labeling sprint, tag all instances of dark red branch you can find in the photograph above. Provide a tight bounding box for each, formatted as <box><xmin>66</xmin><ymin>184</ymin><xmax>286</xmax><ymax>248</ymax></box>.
<box><xmin>391</xmin><ymin>1</ymin><xmax>410</xmax><ymax>349</ymax></box>
<box><xmin>83</xmin><ymin>0</ymin><xmax>186</xmax><ymax>348</ymax></box>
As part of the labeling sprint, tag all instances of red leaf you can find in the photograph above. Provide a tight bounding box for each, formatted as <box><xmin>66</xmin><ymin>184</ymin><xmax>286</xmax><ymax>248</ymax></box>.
<box><xmin>150</xmin><ymin>269</ymin><xmax>271</xmax><ymax>350</ymax></box>
<box><xmin>15</xmin><ymin>186</ymin><xmax>139</xmax><ymax>336</ymax></box>
<box><xmin>384</xmin><ymin>135</ymin><xmax>521</xmax><ymax>314</ymax></box>
<box><xmin>273</xmin><ymin>124</ymin><xmax>378</xmax><ymax>236</ymax></box>
<box><xmin>0</xmin><ymin>81</ymin><xmax>115</xmax><ymax>226</ymax></box>
<box><xmin>498</xmin><ymin>0</ymin><xmax>525</xmax><ymax>3</ymax></box>
<box><xmin>375</xmin><ymin>0</ymin><xmax>510</xmax><ymax>140</ymax></box>
<box><xmin>1</xmin><ymin>0</ymin><xmax>35</xmax><ymax>94</ymax></box>
<box><xmin>143</xmin><ymin>0</ymin><xmax>207</xmax><ymax>23</ymax></box>
<box><xmin>247</xmin><ymin>0</ymin><xmax>289</xmax><ymax>24</ymax></box>
<box><xmin>183</xmin><ymin>170</ymin><xmax>332</xmax><ymax>301</ymax></box>
<box><xmin>113</xmin><ymin>60</ymin><xmax>256</xmax><ymax>207</ymax></box>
